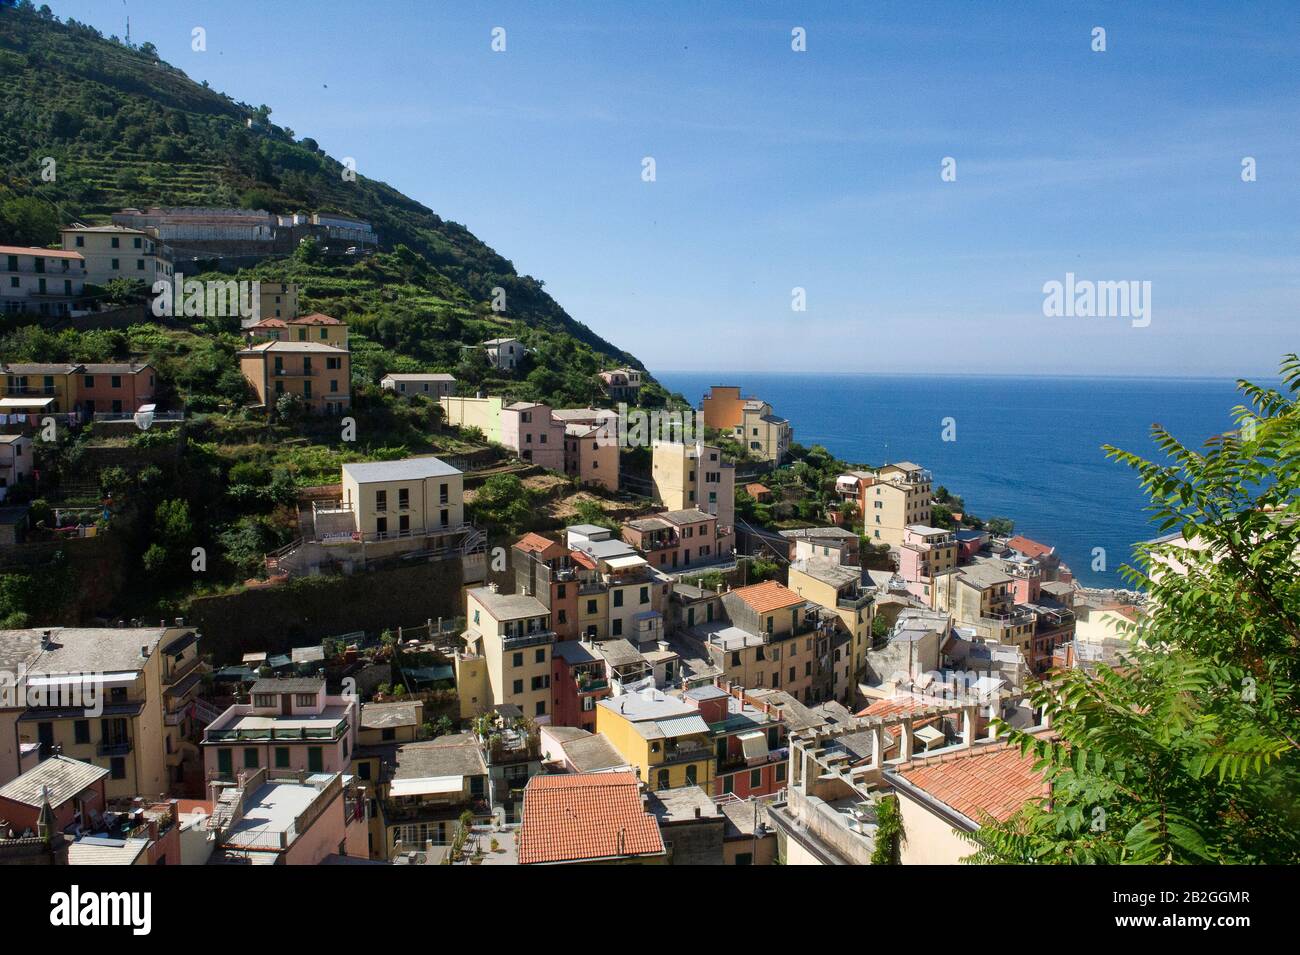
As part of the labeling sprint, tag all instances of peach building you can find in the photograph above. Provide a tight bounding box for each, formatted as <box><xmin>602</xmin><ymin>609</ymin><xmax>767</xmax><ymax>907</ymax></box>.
<box><xmin>74</xmin><ymin>361</ymin><xmax>155</xmax><ymax>415</ymax></box>
<box><xmin>237</xmin><ymin>340</ymin><xmax>351</xmax><ymax>415</ymax></box>
<box><xmin>564</xmin><ymin>420</ymin><xmax>619</xmax><ymax>491</ymax></box>
<box><xmin>202</xmin><ymin>677</ymin><xmax>358</xmax><ymax>781</ymax></box>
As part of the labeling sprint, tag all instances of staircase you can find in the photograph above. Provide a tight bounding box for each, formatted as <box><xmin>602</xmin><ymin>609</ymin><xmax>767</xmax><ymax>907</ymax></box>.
<box><xmin>264</xmin><ymin>537</ymin><xmax>304</xmax><ymax>576</ymax></box>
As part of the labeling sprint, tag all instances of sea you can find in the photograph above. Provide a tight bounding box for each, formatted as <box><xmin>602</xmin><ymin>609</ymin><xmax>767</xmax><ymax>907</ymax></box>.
<box><xmin>655</xmin><ymin>372</ymin><xmax>1257</xmax><ymax>588</ymax></box>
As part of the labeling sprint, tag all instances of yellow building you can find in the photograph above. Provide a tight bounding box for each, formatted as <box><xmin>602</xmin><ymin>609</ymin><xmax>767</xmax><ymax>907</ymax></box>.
<box><xmin>12</xmin><ymin>625</ymin><xmax>198</xmax><ymax>799</ymax></box>
<box><xmin>245</xmin><ymin>312</ymin><xmax>348</xmax><ymax>348</ymax></box>
<box><xmin>439</xmin><ymin>395</ymin><xmax>505</xmax><ymax>442</ymax></box>
<box><xmin>595</xmin><ymin>689</ymin><xmax>715</xmax><ymax>791</ymax></box>
<box><xmin>60</xmin><ymin>225</ymin><xmax>172</xmax><ymax>287</ymax></box>
<box><xmin>651</xmin><ymin>440</ymin><xmax>735</xmax><ymax>552</ymax></box>
<box><xmin>0</xmin><ymin>362</ymin><xmax>79</xmax><ymax>413</ymax></box>
<box><xmin>257</xmin><ymin>281</ymin><xmax>299</xmax><ymax>321</ymax></box>
<box><xmin>351</xmin><ymin>700</ymin><xmax>425</xmax><ymax>859</ymax></box>
<box><xmin>340</xmin><ymin>456</ymin><xmax>465</xmax><ymax>540</ymax></box>
<box><xmin>462</xmin><ymin>586</ymin><xmax>556</xmax><ymax>721</ymax></box>
<box><xmin>787</xmin><ymin>559</ymin><xmax>874</xmax><ymax>681</ymax></box>
<box><xmin>839</xmin><ymin>462</ymin><xmax>933</xmax><ymax>547</ymax></box>
<box><xmin>238</xmin><ymin>340</ymin><xmax>350</xmax><ymax>414</ymax></box>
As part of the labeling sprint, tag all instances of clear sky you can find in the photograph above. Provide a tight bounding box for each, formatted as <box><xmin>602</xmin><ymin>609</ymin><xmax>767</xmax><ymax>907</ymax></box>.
<box><xmin>54</xmin><ymin>0</ymin><xmax>1299</xmax><ymax>377</ymax></box>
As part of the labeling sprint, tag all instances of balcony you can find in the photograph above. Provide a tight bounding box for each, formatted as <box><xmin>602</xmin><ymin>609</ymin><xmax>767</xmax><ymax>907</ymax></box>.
<box><xmin>98</xmin><ymin>738</ymin><xmax>132</xmax><ymax>756</ymax></box>
<box><xmin>659</xmin><ymin>743</ymin><xmax>713</xmax><ymax>766</ymax></box>
<box><xmin>271</xmin><ymin>366</ymin><xmax>319</xmax><ymax>377</ymax></box>
<box><xmin>501</xmin><ymin>628</ymin><xmax>556</xmax><ymax>650</ymax></box>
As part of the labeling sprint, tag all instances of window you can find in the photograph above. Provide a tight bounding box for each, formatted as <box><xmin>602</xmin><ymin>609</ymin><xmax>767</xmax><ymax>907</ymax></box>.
<box><xmin>217</xmin><ymin>749</ymin><xmax>233</xmax><ymax>777</ymax></box>
<box><xmin>535</xmin><ymin>648</ymin><xmax>545</xmax><ymax>664</ymax></box>
<box><xmin>531</xmin><ymin>675</ymin><xmax>549</xmax><ymax>691</ymax></box>
<box><xmin>295</xmin><ymin>694</ymin><xmax>316</xmax><ymax>707</ymax></box>
<box><xmin>750</xmin><ymin>768</ymin><xmax>762</xmax><ymax>789</ymax></box>
<box><xmin>110</xmin><ymin>258</ymin><xmax>119</xmax><ymax>270</ymax></box>
<box><xmin>381</xmin><ymin>728</ymin><xmax>396</xmax><ymax>742</ymax></box>
<box><xmin>613</xmin><ymin>590</ymin><xmax>623</xmax><ymax>608</ymax></box>
<box><xmin>512</xmin><ymin>652</ymin><xmax>524</xmax><ymax>667</ymax></box>
<box><xmin>74</xmin><ymin>720</ymin><xmax>90</xmax><ymax>744</ymax></box>
<box><xmin>730</xmin><ymin>651</ymin><xmax>741</xmax><ymax>667</ymax></box>
<box><xmin>110</xmin><ymin>757</ymin><xmax>126</xmax><ymax>780</ymax></box>
<box><xmin>685</xmin><ymin>765</ymin><xmax>697</xmax><ymax>785</ymax></box>
<box><xmin>657</xmin><ymin>769</ymin><xmax>670</xmax><ymax>790</ymax></box>
<box><xmin>513</xmin><ymin>679</ymin><xmax>524</xmax><ymax>694</ymax></box>
<box><xmin>586</xmin><ymin>599</ymin><xmax>597</xmax><ymax>614</ymax></box>
<box><xmin>275</xmin><ymin>747</ymin><xmax>290</xmax><ymax>768</ymax></box>
<box><xmin>244</xmin><ymin>748</ymin><xmax>260</xmax><ymax>769</ymax></box>
<box><xmin>398</xmin><ymin>488</ymin><xmax>410</xmax><ymax>509</ymax></box>
<box><xmin>308</xmin><ymin>747</ymin><xmax>323</xmax><ymax>772</ymax></box>
<box><xmin>375</xmin><ymin>489</ymin><xmax>387</xmax><ymax>512</ymax></box>
<box><xmin>612</xmin><ymin>619</ymin><xmax>623</xmax><ymax>636</ymax></box>
<box><xmin>535</xmin><ymin>700</ymin><xmax>546</xmax><ymax>716</ymax></box>
<box><xmin>639</xmin><ymin>586</ymin><xmax>649</xmax><ymax>604</ymax></box>
<box><xmin>776</xmin><ymin>763</ymin><xmax>787</xmax><ymax>782</ymax></box>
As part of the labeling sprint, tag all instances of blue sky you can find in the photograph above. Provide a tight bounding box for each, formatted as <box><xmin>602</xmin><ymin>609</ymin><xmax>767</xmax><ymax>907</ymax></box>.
<box><xmin>56</xmin><ymin>1</ymin><xmax>1299</xmax><ymax>377</ymax></box>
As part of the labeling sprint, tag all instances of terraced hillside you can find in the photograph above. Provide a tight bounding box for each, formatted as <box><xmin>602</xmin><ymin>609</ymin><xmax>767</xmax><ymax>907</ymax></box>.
<box><xmin>0</xmin><ymin>3</ymin><xmax>642</xmax><ymax>367</ymax></box>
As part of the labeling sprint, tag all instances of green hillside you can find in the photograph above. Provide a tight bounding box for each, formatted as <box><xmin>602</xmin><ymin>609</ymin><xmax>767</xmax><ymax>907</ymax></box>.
<box><xmin>0</xmin><ymin>2</ymin><xmax>657</xmax><ymax>395</ymax></box>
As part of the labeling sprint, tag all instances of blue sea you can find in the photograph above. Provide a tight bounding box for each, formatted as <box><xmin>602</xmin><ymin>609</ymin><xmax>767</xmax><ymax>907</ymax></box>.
<box><xmin>656</xmin><ymin>372</ymin><xmax>1256</xmax><ymax>588</ymax></box>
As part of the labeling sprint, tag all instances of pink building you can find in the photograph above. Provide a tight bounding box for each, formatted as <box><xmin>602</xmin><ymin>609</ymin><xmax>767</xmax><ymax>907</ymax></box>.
<box><xmin>502</xmin><ymin>402</ymin><xmax>565</xmax><ymax>470</ymax></box>
<box><xmin>202</xmin><ymin>677</ymin><xmax>358</xmax><ymax>781</ymax></box>
<box><xmin>0</xmin><ymin>755</ymin><xmax>107</xmax><ymax>835</ymax></box>
<box><xmin>550</xmin><ymin>640</ymin><xmax>611</xmax><ymax>732</ymax></box>
<box><xmin>563</xmin><ymin>420</ymin><xmax>619</xmax><ymax>491</ymax></box>
<box><xmin>209</xmin><ymin>767</ymin><xmax>368</xmax><ymax>864</ymax></box>
<box><xmin>74</xmin><ymin>361</ymin><xmax>156</xmax><ymax>415</ymax></box>
<box><xmin>622</xmin><ymin>508</ymin><xmax>722</xmax><ymax>571</ymax></box>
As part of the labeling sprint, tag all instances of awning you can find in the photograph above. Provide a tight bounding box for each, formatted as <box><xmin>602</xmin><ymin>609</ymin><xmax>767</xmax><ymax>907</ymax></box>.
<box><xmin>388</xmin><ymin>775</ymin><xmax>463</xmax><ymax>798</ymax></box>
<box><xmin>605</xmin><ymin>555</ymin><xmax>648</xmax><ymax>569</ymax></box>
<box><xmin>914</xmin><ymin>725</ymin><xmax>946</xmax><ymax>750</ymax></box>
<box><xmin>738</xmin><ymin>730</ymin><xmax>769</xmax><ymax>760</ymax></box>
<box><xmin>0</xmin><ymin>397</ymin><xmax>54</xmax><ymax>409</ymax></box>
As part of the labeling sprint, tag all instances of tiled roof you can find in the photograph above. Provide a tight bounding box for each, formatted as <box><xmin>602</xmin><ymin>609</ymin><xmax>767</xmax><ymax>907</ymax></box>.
<box><xmin>857</xmin><ymin>696</ymin><xmax>932</xmax><ymax>718</ymax></box>
<box><xmin>0</xmin><ymin>245</ymin><xmax>83</xmax><ymax>260</ymax></box>
<box><xmin>518</xmin><ymin>772</ymin><xmax>664</xmax><ymax>865</ymax></box>
<box><xmin>515</xmin><ymin>532</ymin><xmax>560</xmax><ymax>555</ymax></box>
<box><xmin>895</xmin><ymin>744</ymin><xmax>1048</xmax><ymax>824</ymax></box>
<box><xmin>1006</xmin><ymin>535</ymin><xmax>1054</xmax><ymax>559</ymax></box>
<box><xmin>290</xmin><ymin>312</ymin><xmax>343</xmax><ymax>325</ymax></box>
<box><xmin>730</xmin><ymin>580</ymin><xmax>802</xmax><ymax>614</ymax></box>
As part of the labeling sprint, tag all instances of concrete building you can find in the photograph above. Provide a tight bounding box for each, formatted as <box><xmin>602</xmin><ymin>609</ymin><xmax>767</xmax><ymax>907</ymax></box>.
<box><xmin>780</xmin><ymin>526</ymin><xmax>860</xmax><ymax>565</ymax></box>
<box><xmin>59</xmin><ymin>225</ymin><xmax>172</xmax><ymax>288</ymax></box>
<box><xmin>206</xmin><ymin>766</ymin><xmax>368</xmax><ymax>864</ymax></box>
<box><xmin>838</xmin><ymin>462</ymin><xmax>933</xmax><ymax>547</ymax></box>
<box><xmin>202</xmin><ymin>677</ymin><xmax>358</xmax><ymax>782</ymax></box>
<box><xmin>0</xmin><ymin>245</ymin><xmax>85</xmax><ymax>316</ymax></box>
<box><xmin>700</xmin><ymin>386</ymin><xmax>792</xmax><ymax>463</ymax></box>
<box><xmin>0</xmin><ymin>433</ymin><xmax>33</xmax><ymax>501</ymax></box>
<box><xmin>622</xmin><ymin>508</ymin><xmax>724</xmax><ymax>571</ymax></box>
<box><xmin>8</xmin><ymin>625</ymin><xmax>198</xmax><ymax>800</ymax></box>
<box><xmin>381</xmin><ymin>373</ymin><xmax>456</xmax><ymax>399</ymax></box>
<box><xmin>651</xmin><ymin>440</ymin><xmax>735</xmax><ymax>556</ymax></box>
<box><xmin>244</xmin><ymin>312</ymin><xmax>348</xmax><ymax>349</ymax></box>
<box><xmin>502</xmin><ymin>401</ymin><xmax>565</xmax><ymax>469</ymax></box>
<box><xmin>341</xmin><ymin>456</ymin><xmax>463</xmax><ymax>542</ymax></box>
<box><xmin>75</xmin><ymin>361</ymin><xmax>156</xmax><ymax>416</ymax></box>
<box><xmin>237</xmin><ymin>340</ymin><xmax>350</xmax><ymax>415</ymax></box>
<box><xmin>787</xmin><ymin>558</ymin><xmax>875</xmax><ymax>690</ymax></box>
<box><xmin>382</xmin><ymin>735</ymin><xmax>488</xmax><ymax>857</ymax></box>
<box><xmin>482</xmin><ymin>337</ymin><xmax>525</xmax><ymax>371</ymax></box>
<box><xmin>440</xmin><ymin>394</ymin><xmax>505</xmax><ymax>441</ymax></box>
<box><xmin>257</xmin><ymin>281</ymin><xmax>298</xmax><ymax>322</ymax></box>
<box><xmin>598</xmin><ymin>367</ymin><xmax>642</xmax><ymax>403</ymax></box>
<box><xmin>563</xmin><ymin>417</ymin><xmax>619</xmax><ymax>492</ymax></box>
<box><xmin>462</xmin><ymin>586</ymin><xmax>557</xmax><ymax>721</ymax></box>
<box><xmin>596</xmin><ymin>688</ymin><xmax>715</xmax><ymax>791</ymax></box>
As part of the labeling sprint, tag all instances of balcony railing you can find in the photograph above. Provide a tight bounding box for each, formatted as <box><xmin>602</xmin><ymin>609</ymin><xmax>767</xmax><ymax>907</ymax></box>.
<box><xmin>501</xmin><ymin>629</ymin><xmax>556</xmax><ymax>650</ymax></box>
<box><xmin>98</xmin><ymin>739</ymin><xmax>132</xmax><ymax>756</ymax></box>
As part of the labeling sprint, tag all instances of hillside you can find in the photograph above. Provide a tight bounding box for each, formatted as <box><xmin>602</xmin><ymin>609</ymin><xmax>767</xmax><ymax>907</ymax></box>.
<box><xmin>0</xmin><ymin>3</ymin><xmax>654</xmax><ymax>389</ymax></box>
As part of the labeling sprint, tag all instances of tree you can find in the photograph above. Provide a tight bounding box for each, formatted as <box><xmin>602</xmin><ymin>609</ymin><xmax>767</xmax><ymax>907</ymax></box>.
<box><xmin>0</xmin><ymin>197</ymin><xmax>60</xmax><ymax>245</ymax></box>
<box><xmin>985</xmin><ymin>516</ymin><xmax>1014</xmax><ymax>537</ymax></box>
<box><xmin>965</xmin><ymin>355</ymin><xmax>1300</xmax><ymax>864</ymax></box>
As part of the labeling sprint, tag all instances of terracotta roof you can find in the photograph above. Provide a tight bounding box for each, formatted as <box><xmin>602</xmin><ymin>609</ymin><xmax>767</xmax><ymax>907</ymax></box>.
<box><xmin>518</xmin><ymin>772</ymin><xmax>664</xmax><ymax>865</ymax></box>
<box><xmin>745</xmin><ymin>483</ymin><xmax>771</xmax><ymax>495</ymax></box>
<box><xmin>730</xmin><ymin>580</ymin><xmax>803</xmax><ymax>614</ymax></box>
<box><xmin>0</xmin><ymin>245</ymin><xmax>83</xmax><ymax>260</ymax></box>
<box><xmin>1006</xmin><ymin>535</ymin><xmax>1054</xmax><ymax>559</ymax></box>
<box><xmin>895</xmin><ymin>744</ymin><xmax>1048</xmax><ymax>824</ymax></box>
<box><xmin>857</xmin><ymin>696</ymin><xmax>931</xmax><ymax>718</ymax></box>
<box><xmin>515</xmin><ymin>532</ymin><xmax>561</xmax><ymax>556</ymax></box>
<box><xmin>290</xmin><ymin>312</ymin><xmax>344</xmax><ymax>325</ymax></box>
<box><xmin>247</xmin><ymin>318</ymin><xmax>287</xmax><ymax>328</ymax></box>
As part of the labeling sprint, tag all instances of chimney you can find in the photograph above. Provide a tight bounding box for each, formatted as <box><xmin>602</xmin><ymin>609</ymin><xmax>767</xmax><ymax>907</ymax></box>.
<box><xmin>140</xmin><ymin>644</ymin><xmax>150</xmax><ymax>659</ymax></box>
<box><xmin>174</xmin><ymin>616</ymin><xmax>184</xmax><ymax>627</ymax></box>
